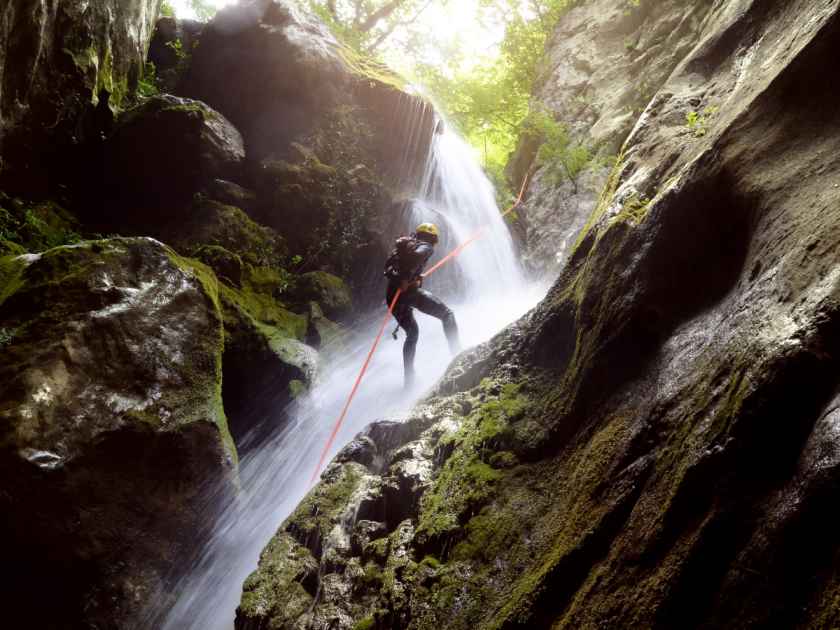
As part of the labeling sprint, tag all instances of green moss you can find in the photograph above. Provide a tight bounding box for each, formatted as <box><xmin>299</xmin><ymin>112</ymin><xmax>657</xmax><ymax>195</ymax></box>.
<box><xmin>337</xmin><ymin>43</ymin><xmax>407</xmax><ymax>91</ymax></box>
<box><xmin>289</xmin><ymin>379</ymin><xmax>307</xmax><ymax>399</ymax></box>
<box><xmin>0</xmin><ymin>198</ymin><xmax>81</xmax><ymax>252</ymax></box>
<box><xmin>573</xmin><ymin>148</ymin><xmax>627</xmax><ymax>253</ymax></box>
<box><xmin>0</xmin><ymin>240</ymin><xmax>25</xmax><ymax>256</ymax></box>
<box><xmin>614</xmin><ymin>192</ymin><xmax>652</xmax><ymax>226</ymax></box>
<box><xmin>239</xmin><ymin>534</ymin><xmax>316</xmax><ymax>624</ymax></box>
<box><xmin>353</xmin><ymin>616</ymin><xmax>376</xmax><ymax>630</ymax></box>
<box><xmin>220</xmin><ymin>283</ymin><xmax>307</xmax><ymax>341</ymax></box>
<box><xmin>416</xmin><ymin>382</ymin><xmax>529</xmax><ymax>548</ymax></box>
<box><xmin>0</xmin><ymin>255</ymin><xmax>27</xmax><ymax>307</ymax></box>
<box><xmin>288</xmin><ymin>463</ymin><xmax>364</xmax><ymax>543</ymax></box>
<box><xmin>420</xmin><ymin>555</ymin><xmax>442</xmax><ymax>570</ymax></box>
<box><xmin>167</xmin><ymin>252</ymin><xmax>222</xmax><ymax>312</ymax></box>
<box><xmin>64</xmin><ymin>45</ymin><xmax>99</xmax><ymax>73</ymax></box>
<box><xmin>182</xmin><ymin>200</ymin><xmax>288</xmax><ymax>269</ymax></box>
<box><xmin>165</xmin><ymin>251</ymin><xmax>238</xmax><ymax>465</ymax></box>
<box><xmin>354</xmin><ymin>616</ymin><xmax>377</xmax><ymax>630</ymax></box>
<box><xmin>359</xmin><ymin>562</ymin><xmax>385</xmax><ymax>590</ymax></box>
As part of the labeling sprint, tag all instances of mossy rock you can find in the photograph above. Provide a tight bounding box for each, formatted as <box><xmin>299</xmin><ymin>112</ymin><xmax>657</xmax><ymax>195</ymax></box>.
<box><xmin>0</xmin><ymin>237</ymin><xmax>237</xmax><ymax>629</ymax></box>
<box><xmin>176</xmin><ymin>199</ymin><xmax>288</xmax><ymax>269</ymax></box>
<box><xmin>306</xmin><ymin>301</ymin><xmax>347</xmax><ymax>352</ymax></box>
<box><xmin>193</xmin><ymin>245</ymin><xmax>244</xmax><ymax>287</ymax></box>
<box><xmin>101</xmin><ymin>95</ymin><xmax>245</xmax><ymax>208</ymax></box>
<box><xmin>0</xmin><ymin>239</ymin><xmax>25</xmax><ymax>257</ymax></box>
<box><xmin>293</xmin><ymin>271</ymin><xmax>353</xmax><ymax>320</ymax></box>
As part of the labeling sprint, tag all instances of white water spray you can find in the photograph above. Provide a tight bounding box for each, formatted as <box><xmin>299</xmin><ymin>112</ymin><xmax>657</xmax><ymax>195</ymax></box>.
<box><xmin>147</xmin><ymin>123</ymin><xmax>546</xmax><ymax>630</ymax></box>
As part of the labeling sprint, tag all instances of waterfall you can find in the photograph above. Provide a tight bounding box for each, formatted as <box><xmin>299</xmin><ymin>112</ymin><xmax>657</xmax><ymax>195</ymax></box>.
<box><xmin>145</xmin><ymin>122</ymin><xmax>546</xmax><ymax>630</ymax></box>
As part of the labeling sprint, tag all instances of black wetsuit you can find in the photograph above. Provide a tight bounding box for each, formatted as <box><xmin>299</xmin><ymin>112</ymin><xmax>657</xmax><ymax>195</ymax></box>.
<box><xmin>385</xmin><ymin>235</ymin><xmax>460</xmax><ymax>385</ymax></box>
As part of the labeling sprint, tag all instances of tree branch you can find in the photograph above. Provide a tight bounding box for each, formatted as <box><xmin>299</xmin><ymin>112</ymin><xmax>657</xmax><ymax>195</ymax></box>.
<box><xmin>364</xmin><ymin>0</ymin><xmax>435</xmax><ymax>50</ymax></box>
<box><xmin>358</xmin><ymin>0</ymin><xmax>408</xmax><ymax>33</ymax></box>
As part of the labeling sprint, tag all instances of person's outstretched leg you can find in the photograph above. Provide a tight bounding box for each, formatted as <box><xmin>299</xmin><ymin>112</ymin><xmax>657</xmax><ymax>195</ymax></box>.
<box><xmin>412</xmin><ymin>289</ymin><xmax>461</xmax><ymax>355</ymax></box>
<box><xmin>394</xmin><ymin>305</ymin><xmax>419</xmax><ymax>388</ymax></box>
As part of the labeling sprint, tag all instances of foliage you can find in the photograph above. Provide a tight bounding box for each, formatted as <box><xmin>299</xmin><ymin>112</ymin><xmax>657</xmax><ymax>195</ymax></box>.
<box><xmin>0</xmin><ymin>197</ymin><xmax>82</xmax><ymax>252</ymax></box>
<box><xmin>524</xmin><ymin>110</ymin><xmax>593</xmax><ymax>192</ymax></box>
<box><xmin>686</xmin><ymin>106</ymin><xmax>719</xmax><ymax>138</ymax></box>
<box><xmin>305</xmin><ymin>0</ymin><xmax>443</xmax><ymax>53</ymax></box>
<box><xmin>411</xmin><ymin>0</ymin><xmax>585</xmax><ymax>196</ymax></box>
<box><xmin>160</xmin><ymin>0</ymin><xmax>175</xmax><ymax>17</ymax></box>
<box><xmin>137</xmin><ymin>62</ymin><xmax>160</xmax><ymax>97</ymax></box>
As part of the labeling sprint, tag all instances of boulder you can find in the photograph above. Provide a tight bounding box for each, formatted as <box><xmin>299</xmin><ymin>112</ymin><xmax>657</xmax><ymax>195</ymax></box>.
<box><xmin>166</xmin><ymin>197</ymin><xmax>287</xmax><ymax>268</ymax></box>
<box><xmin>0</xmin><ymin>237</ymin><xmax>237</xmax><ymax>628</ymax></box>
<box><xmin>293</xmin><ymin>271</ymin><xmax>353</xmax><ymax>320</ymax></box>
<box><xmin>305</xmin><ymin>301</ymin><xmax>347</xmax><ymax>352</ymax></box>
<box><xmin>147</xmin><ymin>16</ymin><xmax>205</xmax><ymax>92</ymax></box>
<box><xmin>98</xmin><ymin>95</ymin><xmax>245</xmax><ymax>215</ymax></box>
<box><xmin>179</xmin><ymin>0</ymin><xmax>352</xmax><ymax>161</ymax></box>
<box><xmin>0</xmin><ymin>0</ymin><xmax>160</xmax><ymax>194</ymax></box>
<box><xmin>172</xmin><ymin>0</ymin><xmax>437</xmax><ymax>295</ymax></box>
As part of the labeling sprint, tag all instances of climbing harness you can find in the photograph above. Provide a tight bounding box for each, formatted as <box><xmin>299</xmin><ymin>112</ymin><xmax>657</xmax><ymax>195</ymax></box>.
<box><xmin>310</xmin><ymin>174</ymin><xmax>530</xmax><ymax>484</ymax></box>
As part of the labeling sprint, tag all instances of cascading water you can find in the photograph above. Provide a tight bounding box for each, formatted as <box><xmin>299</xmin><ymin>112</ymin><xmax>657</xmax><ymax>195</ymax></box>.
<box><xmin>145</xmin><ymin>121</ymin><xmax>547</xmax><ymax>630</ymax></box>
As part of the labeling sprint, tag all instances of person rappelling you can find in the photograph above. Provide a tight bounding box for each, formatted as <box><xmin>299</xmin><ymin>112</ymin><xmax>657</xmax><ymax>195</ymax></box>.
<box><xmin>384</xmin><ymin>222</ymin><xmax>461</xmax><ymax>388</ymax></box>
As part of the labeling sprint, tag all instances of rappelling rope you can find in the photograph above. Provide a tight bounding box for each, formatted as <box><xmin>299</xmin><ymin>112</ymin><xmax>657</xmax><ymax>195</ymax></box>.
<box><xmin>310</xmin><ymin>174</ymin><xmax>530</xmax><ymax>484</ymax></box>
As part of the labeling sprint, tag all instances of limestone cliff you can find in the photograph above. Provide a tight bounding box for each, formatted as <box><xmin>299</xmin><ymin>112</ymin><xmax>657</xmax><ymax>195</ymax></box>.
<box><xmin>511</xmin><ymin>0</ymin><xmax>713</xmax><ymax>277</ymax></box>
<box><xmin>238</xmin><ymin>2</ymin><xmax>840</xmax><ymax>628</ymax></box>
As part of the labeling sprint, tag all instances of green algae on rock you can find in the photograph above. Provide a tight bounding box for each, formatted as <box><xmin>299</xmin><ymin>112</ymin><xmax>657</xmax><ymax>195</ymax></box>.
<box><xmin>0</xmin><ymin>237</ymin><xmax>238</xmax><ymax>629</ymax></box>
<box><xmin>0</xmin><ymin>0</ymin><xmax>161</xmax><ymax>194</ymax></box>
<box><xmin>292</xmin><ymin>270</ymin><xmax>354</xmax><ymax>321</ymax></box>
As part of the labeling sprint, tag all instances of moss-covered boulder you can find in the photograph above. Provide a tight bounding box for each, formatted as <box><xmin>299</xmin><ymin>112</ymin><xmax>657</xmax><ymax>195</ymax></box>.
<box><xmin>171</xmin><ymin>197</ymin><xmax>288</xmax><ymax>268</ymax></box>
<box><xmin>293</xmin><ymin>270</ymin><xmax>353</xmax><ymax>320</ymax></box>
<box><xmin>0</xmin><ymin>237</ymin><xmax>237</xmax><ymax>629</ymax></box>
<box><xmin>147</xmin><ymin>16</ymin><xmax>204</xmax><ymax>93</ymax></box>
<box><xmin>305</xmin><ymin>301</ymin><xmax>347</xmax><ymax>352</ymax></box>
<box><xmin>97</xmin><ymin>95</ymin><xmax>245</xmax><ymax>214</ymax></box>
<box><xmin>0</xmin><ymin>0</ymin><xmax>160</xmax><ymax>194</ymax></box>
<box><xmin>220</xmin><ymin>286</ymin><xmax>317</xmax><ymax>448</ymax></box>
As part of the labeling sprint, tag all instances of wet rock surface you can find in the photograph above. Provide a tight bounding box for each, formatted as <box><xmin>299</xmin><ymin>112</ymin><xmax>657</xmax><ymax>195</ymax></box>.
<box><xmin>174</xmin><ymin>0</ymin><xmax>436</xmax><ymax>294</ymax></box>
<box><xmin>100</xmin><ymin>94</ymin><xmax>245</xmax><ymax>209</ymax></box>
<box><xmin>0</xmin><ymin>0</ymin><xmax>443</xmax><ymax>624</ymax></box>
<box><xmin>241</xmin><ymin>1</ymin><xmax>840</xmax><ymax>628</ymax></box>
<box><xmin>0</xmin><ymin>237</ymin><xmax>237</xmax><ymax>629</ymax></box>
<box><xmin>512</xmin><ymin>0</ymin><xmax>713</xmax><ymax>278</ymax></box>
<box><xmin>0</xmin><ymin>0</ymin><xmax>159</xmax><ymax>194</ymax></box>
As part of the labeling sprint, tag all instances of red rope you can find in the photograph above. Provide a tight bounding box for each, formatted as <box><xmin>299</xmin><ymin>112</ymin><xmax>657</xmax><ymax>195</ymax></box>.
<box><xmin>310</xmin><ymin>288</ymin><xmax>403</xmax><ymax>485</ymax></box>
<box><xmin>309</xmin><ymin>173</ymin><xmax>530</xmax><ymax>483</ymax></box>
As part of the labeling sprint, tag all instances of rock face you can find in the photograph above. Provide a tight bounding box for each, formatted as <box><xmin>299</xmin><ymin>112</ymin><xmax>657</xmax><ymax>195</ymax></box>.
<box><xmin>0</xmin><ymin>0</ymin><xmax>160</xmax><ymax>194</ymax></box>
<box><xmin>239</xmin><ymin>1</ymin><xmax>840</xmax><ymax>628</ymax></box>
<box><xmin>0</xmin><ymin>0</ymin><xmax>441</xmax><ymax>624</ymax></box>
<box><xmin>175</xmin><ymin>0</ymin><xmax>437</xmax><ymax>290</ymax></box>
<box><xmin>511</xmin><ymin>0</ymin><xmax>713</xmax><ymax>277</ymax></box>
<box><xmin>0</xmin><ymin>238</ymin><xmax>237</xmax><ymax>629</ymax></box>
<box><xmin>101</xmin><ymin>94</ymin><xmax>245</xmax><ymax>211</ymax></box>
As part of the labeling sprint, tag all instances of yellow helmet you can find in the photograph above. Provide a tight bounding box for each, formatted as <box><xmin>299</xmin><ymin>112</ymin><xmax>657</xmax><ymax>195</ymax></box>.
<box><xmin>415</xmin><ymin>222</ymin><xmax>440</xmax><ymax>242</ymax></box>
